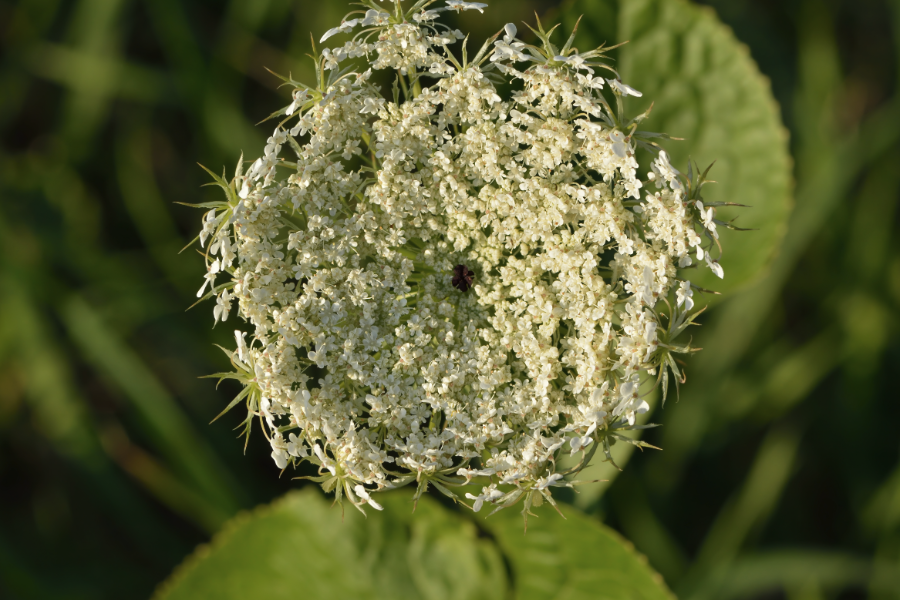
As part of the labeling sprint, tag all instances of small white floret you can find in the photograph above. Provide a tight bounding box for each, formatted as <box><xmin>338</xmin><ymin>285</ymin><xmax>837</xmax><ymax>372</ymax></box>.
<box><xmin>354</xmin><ymin>485</ymin><xmax>384</xmax><ymax>511</ymax></box>
<box><xmin>607</xmin><ymin>78</ymin><xmax>643</xmax><ymax>97</ymax></box>
<box><xmin>446</xmin><ymin>1</ymin><xmax>488</xmax><ymax>12</ymax></box>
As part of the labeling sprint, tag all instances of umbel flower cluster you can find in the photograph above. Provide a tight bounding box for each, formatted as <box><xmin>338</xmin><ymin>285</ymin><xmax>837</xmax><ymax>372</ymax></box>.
<box><xmin>192</xmin><ymin>0</ymin><xmax>732</xmax><ymax>517</ymax></box>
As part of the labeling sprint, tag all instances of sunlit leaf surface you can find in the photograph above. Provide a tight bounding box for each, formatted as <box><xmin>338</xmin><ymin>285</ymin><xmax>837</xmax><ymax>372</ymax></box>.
<box><xmin>154</xmin><ymin>490</ymin><xmax>673</xmax><ymax>600</ymax></box>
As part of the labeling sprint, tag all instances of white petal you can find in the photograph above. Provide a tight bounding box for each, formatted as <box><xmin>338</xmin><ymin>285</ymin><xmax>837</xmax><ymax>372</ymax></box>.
<box><xmin>621</xmin><ymin>82</ymin><xmax>643</xmax><ymax>97</ymax></box>
<box><xmin>319</xmin><ymin>26</ymin><xmax>342</xmax><ymax>43</ymax></box>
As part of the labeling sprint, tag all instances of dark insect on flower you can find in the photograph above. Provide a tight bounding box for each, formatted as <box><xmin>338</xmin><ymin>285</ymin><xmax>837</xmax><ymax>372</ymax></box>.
<box><xmin>452</xmin><ymin>265</ymin><xmax>474</xmax><ymax>292</ymax></box>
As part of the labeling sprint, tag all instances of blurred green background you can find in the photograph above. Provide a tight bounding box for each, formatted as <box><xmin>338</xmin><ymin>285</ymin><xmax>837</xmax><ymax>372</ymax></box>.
<box><xmin>1</xmin><ymin>0</ymin><xmax>899</xmax><ymax>598</ymax></box>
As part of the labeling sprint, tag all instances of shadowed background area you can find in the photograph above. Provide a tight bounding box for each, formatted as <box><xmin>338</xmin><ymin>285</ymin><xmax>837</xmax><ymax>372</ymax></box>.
<box><xmin>0</xmin><ymin>0</ymin><xmax>898</xmax><ymax>599</ymax></box>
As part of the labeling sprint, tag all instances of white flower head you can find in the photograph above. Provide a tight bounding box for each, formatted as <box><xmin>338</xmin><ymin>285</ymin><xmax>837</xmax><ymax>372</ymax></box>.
<box><xmin>192</xmin><ymin>4</ymin><xmax>733</xmax><ymax>518</ymax></box>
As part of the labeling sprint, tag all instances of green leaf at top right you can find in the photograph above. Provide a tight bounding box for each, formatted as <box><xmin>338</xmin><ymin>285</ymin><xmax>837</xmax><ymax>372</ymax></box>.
<box><xmin>564</xmin><ymin>0</ymin><xmax>793</xmax><ymax>296</ymax></box>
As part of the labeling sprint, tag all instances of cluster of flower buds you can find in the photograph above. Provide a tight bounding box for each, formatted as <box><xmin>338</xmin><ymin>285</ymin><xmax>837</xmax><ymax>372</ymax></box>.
<box><xmin>192</xmin><ymin>0</ymin><xmax>730</xmax><ymax>517</ymax></box>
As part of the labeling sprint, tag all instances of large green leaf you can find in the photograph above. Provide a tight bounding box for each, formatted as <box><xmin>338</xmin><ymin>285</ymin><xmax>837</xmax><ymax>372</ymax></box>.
<box><xmin>153</xmin><ymin>488</ymin><xmax>506</xmax><ymax>600</ymax></box>
<box><xmin>563</xmin><ymin>0</ymin><xmax>793</xmax><ymax>294</ymax></box>
<box><xmin>154</xmin><ymin>489</ymin><xmax>672</xmax><ymax>599</ymax></box>
<box><xmin>484</xmin><ymin>501</ymin><xmax>676</xmax><ymax>600</ymax></box>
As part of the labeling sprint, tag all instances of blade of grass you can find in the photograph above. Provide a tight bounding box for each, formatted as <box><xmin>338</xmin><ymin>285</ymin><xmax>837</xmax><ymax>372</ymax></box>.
<box><xmin>61</xmin><ymin>295</ymin><xmax>244</xmax><ymax>516</ymax></box>
<box><xmin>115</xmin><ymin>123</ymin><xmax>196</xmax><ymax>295</ymax></box>
<box><xmin>26</xmin><ymin>42</ymin><xmax>171</xmax><ymax>104</ymax></box>
<box><xmin>57</xmin><ymin>0</ymin><xmax>130</xmax><ymax>152</ymax></box>
<box><xmin>100</xmin><ymin>424</ymin><xmax>230</xmax><ymax>533</ymax></box>
<box><xmin>690</xmin><ymin>550</ymin><xmax>885</xmax><ymax>600</ymax></box>
<box><xmin>678</xmin><ymin>423</ymin><xmax>803</xmax><ymax>599</ymax></box>
<box><xmin>2</xmin><ymin>275</ymin><xmax>186</xmax><ymax>555</ymax></box>
<box><xmin>610</xmin><ymin>475</ymin><xmax>688</xmax><ymax>584</ymax></box>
